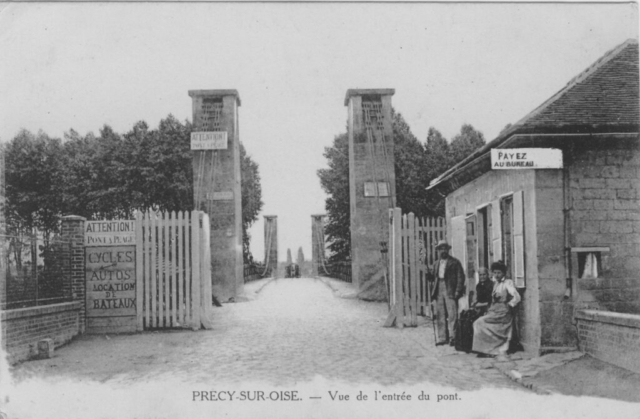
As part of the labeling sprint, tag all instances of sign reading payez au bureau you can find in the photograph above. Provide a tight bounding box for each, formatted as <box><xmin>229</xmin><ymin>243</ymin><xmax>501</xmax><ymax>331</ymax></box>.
<box><xmin>190</xmin><ymin>131</ymin><xmax>228</xmax><ymax>150</ymax></box>
<box><xmin>491</xmin><ymin>148</ymin><xmax>563</xmax><ymax>169</ymax></box>
<box><xmin>85</xmin><ymin>220</ymin><xmax>137</xmax><ymax>333</ymax></box>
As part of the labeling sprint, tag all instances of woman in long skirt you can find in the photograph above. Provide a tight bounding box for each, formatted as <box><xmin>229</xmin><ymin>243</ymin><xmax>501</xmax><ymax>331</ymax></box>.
<box><xmin>472</xmin><ymin>260</ymin><xmax>521</xmax><ymax>357</ymax></box>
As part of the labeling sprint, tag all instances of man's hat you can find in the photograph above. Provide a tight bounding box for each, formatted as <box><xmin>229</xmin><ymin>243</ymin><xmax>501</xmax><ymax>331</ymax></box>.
<box><xmin>435</xmin><ymin>240</ymin><xmax>451</xmax><ymax>250</ymax></box>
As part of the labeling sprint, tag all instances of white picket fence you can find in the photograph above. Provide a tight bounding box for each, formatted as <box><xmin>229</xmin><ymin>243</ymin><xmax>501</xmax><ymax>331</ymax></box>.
<box><xmin>135</xmin><ymin>210</ymin><xmax>213</xmax><ymax>330</ymax></box>
<box><xmin>386</xmin><ymin>208</ymin><xmax>446</xmax><ymax>328</ymax></box>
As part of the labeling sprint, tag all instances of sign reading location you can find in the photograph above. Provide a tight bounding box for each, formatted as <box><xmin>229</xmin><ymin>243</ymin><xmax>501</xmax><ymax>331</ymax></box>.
<box><xmin>85</xmin><ymin>220</ymin><xmax>135</xmax><ymax>246</ymax></box>
<box><xmin>491</xmin><ymin>148</ymin><xmax>563</xmax><ymax>169</ymax></box>
<box><xmin>190</xmin><ymin>131</ymin><xmax>228</xmax><ymax>150</ymax></box>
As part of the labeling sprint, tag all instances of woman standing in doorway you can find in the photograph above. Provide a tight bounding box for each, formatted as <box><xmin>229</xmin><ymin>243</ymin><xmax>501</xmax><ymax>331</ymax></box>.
<box><xmin>472</xmin><ymin>260</ymin><xmax>521</xmax><ymax>358</ymax></box>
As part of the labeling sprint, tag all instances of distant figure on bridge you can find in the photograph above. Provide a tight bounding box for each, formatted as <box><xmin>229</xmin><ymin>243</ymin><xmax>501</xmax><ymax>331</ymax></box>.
<box><xmin>427</xmin><ymin>240</ymin><xmax>466</xmax><ymax>347</ymax></box>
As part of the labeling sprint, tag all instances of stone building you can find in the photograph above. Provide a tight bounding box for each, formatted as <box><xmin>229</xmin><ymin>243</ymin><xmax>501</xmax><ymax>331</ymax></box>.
<box><xmin>426</xmin><ymin>39</ymin><xmax>639</xmax><ymax>357</ymax></box>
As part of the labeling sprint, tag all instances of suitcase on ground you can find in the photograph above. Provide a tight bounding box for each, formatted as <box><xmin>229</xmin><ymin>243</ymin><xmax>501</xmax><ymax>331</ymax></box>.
<box><xmin>455</xmin><ymin>309</ymin><xmax>480</xmax><ymax>353</ymax></box>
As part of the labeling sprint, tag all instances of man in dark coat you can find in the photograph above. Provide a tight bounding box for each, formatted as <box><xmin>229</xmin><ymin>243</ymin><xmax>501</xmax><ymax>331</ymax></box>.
<box><xmin>427</xmin><ymin>240</ymin><xmax>466</xmax><ymax>346</ymax></box>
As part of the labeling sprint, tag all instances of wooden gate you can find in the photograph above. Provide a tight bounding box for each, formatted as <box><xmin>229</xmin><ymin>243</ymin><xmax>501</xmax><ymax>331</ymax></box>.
<box><xmin>135</xmin><ymin>210</ymin><xmax>213</xmax><ymax>330</ymax></box>
<box><xmin>386</xmin><ymin>208</ymin><xmax>446</xmax><ymax>328</ymax></box>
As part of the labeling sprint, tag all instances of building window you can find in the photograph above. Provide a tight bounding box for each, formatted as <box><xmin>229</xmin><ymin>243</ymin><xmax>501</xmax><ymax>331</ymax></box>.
<box><xmin>497</xmin><ymin>191</ymin><xmax>526</xmax><ymax>287</ymax></box>
<box><xmin>477</xmin><ymin>206</ymin><xmax>490</xmax><ymax>274</ymax></box>
<box><xmin>572</xmin><ymin>248</ymin><xmax>609</xmax><ymax>279</ymax></box>
<box><xmin>500</xmin><ymin>196</ymin><xmax>514</xmax><ymax>280</ymax></box>
<box><xmin>363</xmin><ymin>182</ymin><xmax>389</xmax><ymax>197</ymax></box>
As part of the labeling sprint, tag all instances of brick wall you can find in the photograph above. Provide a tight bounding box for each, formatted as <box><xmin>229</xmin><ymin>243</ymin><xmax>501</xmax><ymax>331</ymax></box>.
<box><xmin>570</xmin><ymin>137</ymin><xmax>640</xmax><ymax>314</ymax></box>
<box><xmin>1</xmin><ymin>302</ymin><xmax>82</xmax><ymax>364</ymax></box>
<box><xmin>61</xmin><ymin>215</ymin><xmax>86</xmax><ymax>333</ymax></box>
<box><xmin>575</xmin><ymin>309</ymin><xmax>640</xmax><ymax>374</ymax></box>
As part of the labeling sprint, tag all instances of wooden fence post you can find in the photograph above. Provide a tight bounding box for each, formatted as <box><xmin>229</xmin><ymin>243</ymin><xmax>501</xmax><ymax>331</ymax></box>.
<box><xmin>200</xmin><ymin>212</ymin><xmax>213</xmax><ymax>329</ymax></box>
<box><xmin>190</xmin><ymin>210</ymin><xmax>201</xmax><ymax>330</ymax></box>
<box><xmin>135</xmin><ymin>211</ymin><xmax>144</xmax><ymax>331</ymax></box>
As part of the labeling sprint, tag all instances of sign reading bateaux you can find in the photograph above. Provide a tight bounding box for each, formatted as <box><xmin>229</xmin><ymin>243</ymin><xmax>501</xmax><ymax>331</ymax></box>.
<box><xmin>491</xmin><ymin>148</ymin><xmax>563</xmax><ymax>169</ymax></box>
<box><xmin>85</xmin><ymin>220</ymin><xmax>136</xmax><ymax>246</ymax></box>
<box><xmin>190</xmin><ymin>131</ymin><xmax>228</xmax><ymax>150</ymax></box>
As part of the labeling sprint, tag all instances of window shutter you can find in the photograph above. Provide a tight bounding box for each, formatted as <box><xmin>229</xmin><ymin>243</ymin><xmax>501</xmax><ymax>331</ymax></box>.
<box><xmin>491</xmin><ymin>200</ymin><xmax>502</xmax><ymax>264</ymax></box>
<box><xmin>450</xmin><ymin>215</ymin><xmax>466</xmax><ymax>271</ymax></box>
<box><xmin>513</xmin><ymin>190</ymin><xmax>526</xmax><ymax>287</ymax></box>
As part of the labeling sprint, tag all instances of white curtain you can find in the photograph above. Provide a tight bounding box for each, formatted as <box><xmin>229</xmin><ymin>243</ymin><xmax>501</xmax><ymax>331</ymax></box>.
<box><xmin>582</xmin><ymin>252</ymin><xmax>599</xmax><ymax>279</ymax></box>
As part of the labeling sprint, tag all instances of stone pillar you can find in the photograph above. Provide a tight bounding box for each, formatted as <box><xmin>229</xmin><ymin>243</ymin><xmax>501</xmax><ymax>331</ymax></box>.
<box><xmin>189</xmin><ymin>90</ymin><xmax>243</xmax><ymax>302</ymax></box>
<box><xmin>345</xmin><ymin>89</ymin><xmax>396</xmax><ymax>293</ymax></box>
<box><xmin>61</xmin><ymin>215</ymin><xmax>87</xmax><ymax>333</ymax></box>
<box><xmin>263</xmin><ymin>215</ymin><xmax>278</xmax><ymax>278</ymax></box>
<box><xmin>311</xmin><ymin>214</ymin><xmax>326</xmax><ymax>276</ymax></box>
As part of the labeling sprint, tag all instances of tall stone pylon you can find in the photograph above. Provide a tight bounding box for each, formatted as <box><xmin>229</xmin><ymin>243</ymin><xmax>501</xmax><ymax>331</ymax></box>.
<box><xmin>311</xmin><ymin>214</ymin><xmax>326</xmax><ymax>276</ymax></box>
<box><xmin>345</xmin><ymin>89</ymin><xmax>396</xmax><ymax>297</ymax></box>
<box><xmin>263</xmin><ymin>215</ymin><xmax>278</xmax><ymax>277</ymax></box>
<box><xmin>189</xmin><ymin>90</ymin><xmax>243</xmax><ymax>302</ymax></box>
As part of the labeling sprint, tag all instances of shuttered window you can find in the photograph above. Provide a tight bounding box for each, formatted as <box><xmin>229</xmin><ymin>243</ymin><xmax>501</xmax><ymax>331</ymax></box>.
<box><xmin>491</xmin><ymin>200</ymin><xmax>502</xmax><ymax>264</ymax></box>
<box><xmin>512</xmin><ymin>191</ymin><xmax>526</xmax><ymax>287</ymax></box>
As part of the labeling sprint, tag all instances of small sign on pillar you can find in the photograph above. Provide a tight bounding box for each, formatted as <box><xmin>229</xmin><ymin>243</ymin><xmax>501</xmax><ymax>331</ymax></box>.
<box><xmin>190</xmin><ymin>131</ymin><xmax>228</xmax><ymax>150</ymax></box>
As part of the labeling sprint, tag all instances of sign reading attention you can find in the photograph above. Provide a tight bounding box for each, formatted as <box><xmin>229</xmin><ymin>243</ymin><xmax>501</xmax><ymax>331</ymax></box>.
<box><xmin>85</xmin><ymin>220</ymin><xmax>135</xmax><ymax>246</ymax></box>
<box><xmin>190</xmin><ymin>131</ymin><xmax>228</xmax><ymax>150</ymax></box>
<box><xmin>491</xmin><ymin>148</ymin><xmax>563</xmax><ymax>169</ymax></box>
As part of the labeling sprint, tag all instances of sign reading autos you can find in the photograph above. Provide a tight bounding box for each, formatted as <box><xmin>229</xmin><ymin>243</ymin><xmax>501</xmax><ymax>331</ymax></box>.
<box><xmin>491</xmin><ymin>148</ymin><xmax>563</xmax><ymax>169</ymax></box>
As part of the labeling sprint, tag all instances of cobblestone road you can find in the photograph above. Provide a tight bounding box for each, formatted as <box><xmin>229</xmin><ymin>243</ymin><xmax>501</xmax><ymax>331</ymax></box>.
<box><xmin>12</xmin><ymin>277</ymin><xmax>521</xmax><ymax>390</ymax></box>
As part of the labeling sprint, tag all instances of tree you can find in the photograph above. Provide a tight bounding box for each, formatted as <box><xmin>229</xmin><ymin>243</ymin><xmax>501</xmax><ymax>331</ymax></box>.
<box><xmin>392</xmin><ymin>111</ymin><xmax>430</xmax><ymax>218</ymax></box>
<box><xmin>296</xmin><ymin>247</ymin><xmax>305</xmax><ymax>266</ymax></box>
<box><xmin>240</xmin><ymin>143</ymin><xmax>263</xmax><ymax>263</ymax></box>
<box><xmin>450</xmin><ymin>124</ymin><xmax>486</xmax><ymax>164</ymax></box>
<box><xmin>423</xmin><ymin>127</ymin><xmax>452</xmax><ymax>216</ymax></box>
<box><xmin>319</xmin><ymin>112</ymin><xmax>487</xmax><ymax>261</ymax></box>
<box><xmin>4</xmin><ymin>130</ymin><xmax>66</xmax><ymax>272</ymax></box>
<box><xmin>317</xmin><ymin>133</ymin><xmax>351</xmax><ymax>262</ymax></box>
<box><xmin>5</xmin><ymin>114</ymin><xmax>264</xmax><ymax>263</ymax></box>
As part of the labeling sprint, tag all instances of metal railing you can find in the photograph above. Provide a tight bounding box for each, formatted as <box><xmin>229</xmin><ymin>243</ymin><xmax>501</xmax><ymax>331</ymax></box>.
<box><xmin>243</xmin><ymin>263</ymin><xmax>270</xmax><ymax>283</ymax></box>
<box><xmin>324</xmin><ymin>261</ymin><xmax>352</xmax><ymax>283</ymax></box>
<box><xmin>1</xmin><ymin>235</ymin><xmax>72</xmax><ymax>310</ymax></box>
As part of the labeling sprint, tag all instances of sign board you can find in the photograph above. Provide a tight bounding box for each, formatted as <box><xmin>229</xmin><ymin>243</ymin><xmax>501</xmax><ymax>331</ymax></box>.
<box><xmin>190</xmin><ymin>131</ymin><xmax>228</xmax><ymax>150</ymax></box>
<box><xmin>206</xmin><ymin>191</ymin><xmax>234</xmax><ymax>201</ymax></box>
<box><xmin>491</xmin><ymin>148</ymin><xmax>563</xmax><ymax>169</ymax></box>
<box><xmin>85</xmin><ymin>246</ymin><xmax>136</xmax><ymax>318</ymax></box>
<box><xmin>364</xmin><ymin>182</ymin><xmax>390</xmax><ymax>197</ymax></box>
<box><xmin>85</xmin><ymin>220</ymin><xmax>135</xmax><ymax>246</ymax></box>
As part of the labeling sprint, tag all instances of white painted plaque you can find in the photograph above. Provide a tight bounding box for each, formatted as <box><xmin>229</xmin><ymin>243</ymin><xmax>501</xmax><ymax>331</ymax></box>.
<box><xmin>491</xmin><ymin>148</ymin><xmax>563</xmax><ymax>169</ymax></box>
<box><xmin>190</xmin><ymin>131</ymin><xmax>228</xmax><ymax>150</ymax></box>
<box><xmin>206</xmin><ymin>191</ymin><xmax>234</xmax><ymax>201</ymax></box>
<box><xmin>85</xmin><ymin>220</ymin><xmax>136</xmax><ymax>246</ymax></box>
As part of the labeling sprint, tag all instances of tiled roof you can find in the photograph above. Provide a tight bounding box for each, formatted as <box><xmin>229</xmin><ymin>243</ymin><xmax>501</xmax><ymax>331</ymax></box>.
<box><xmin>514</xmin><ymin>38</ymin><xmax>638</xmax><ymax>130</ymax></box>
<box><xmin>428</xmin><ymin>38</ymin><xmax>639</xmax><ymax>193</ymax></box>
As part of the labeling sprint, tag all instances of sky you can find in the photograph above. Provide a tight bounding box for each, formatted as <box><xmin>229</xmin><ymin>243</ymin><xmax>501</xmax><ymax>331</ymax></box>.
<box><xmin>0</xmin><ymin>2</ymin><xmax>637</xmax><ymax>262</ymax></box>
